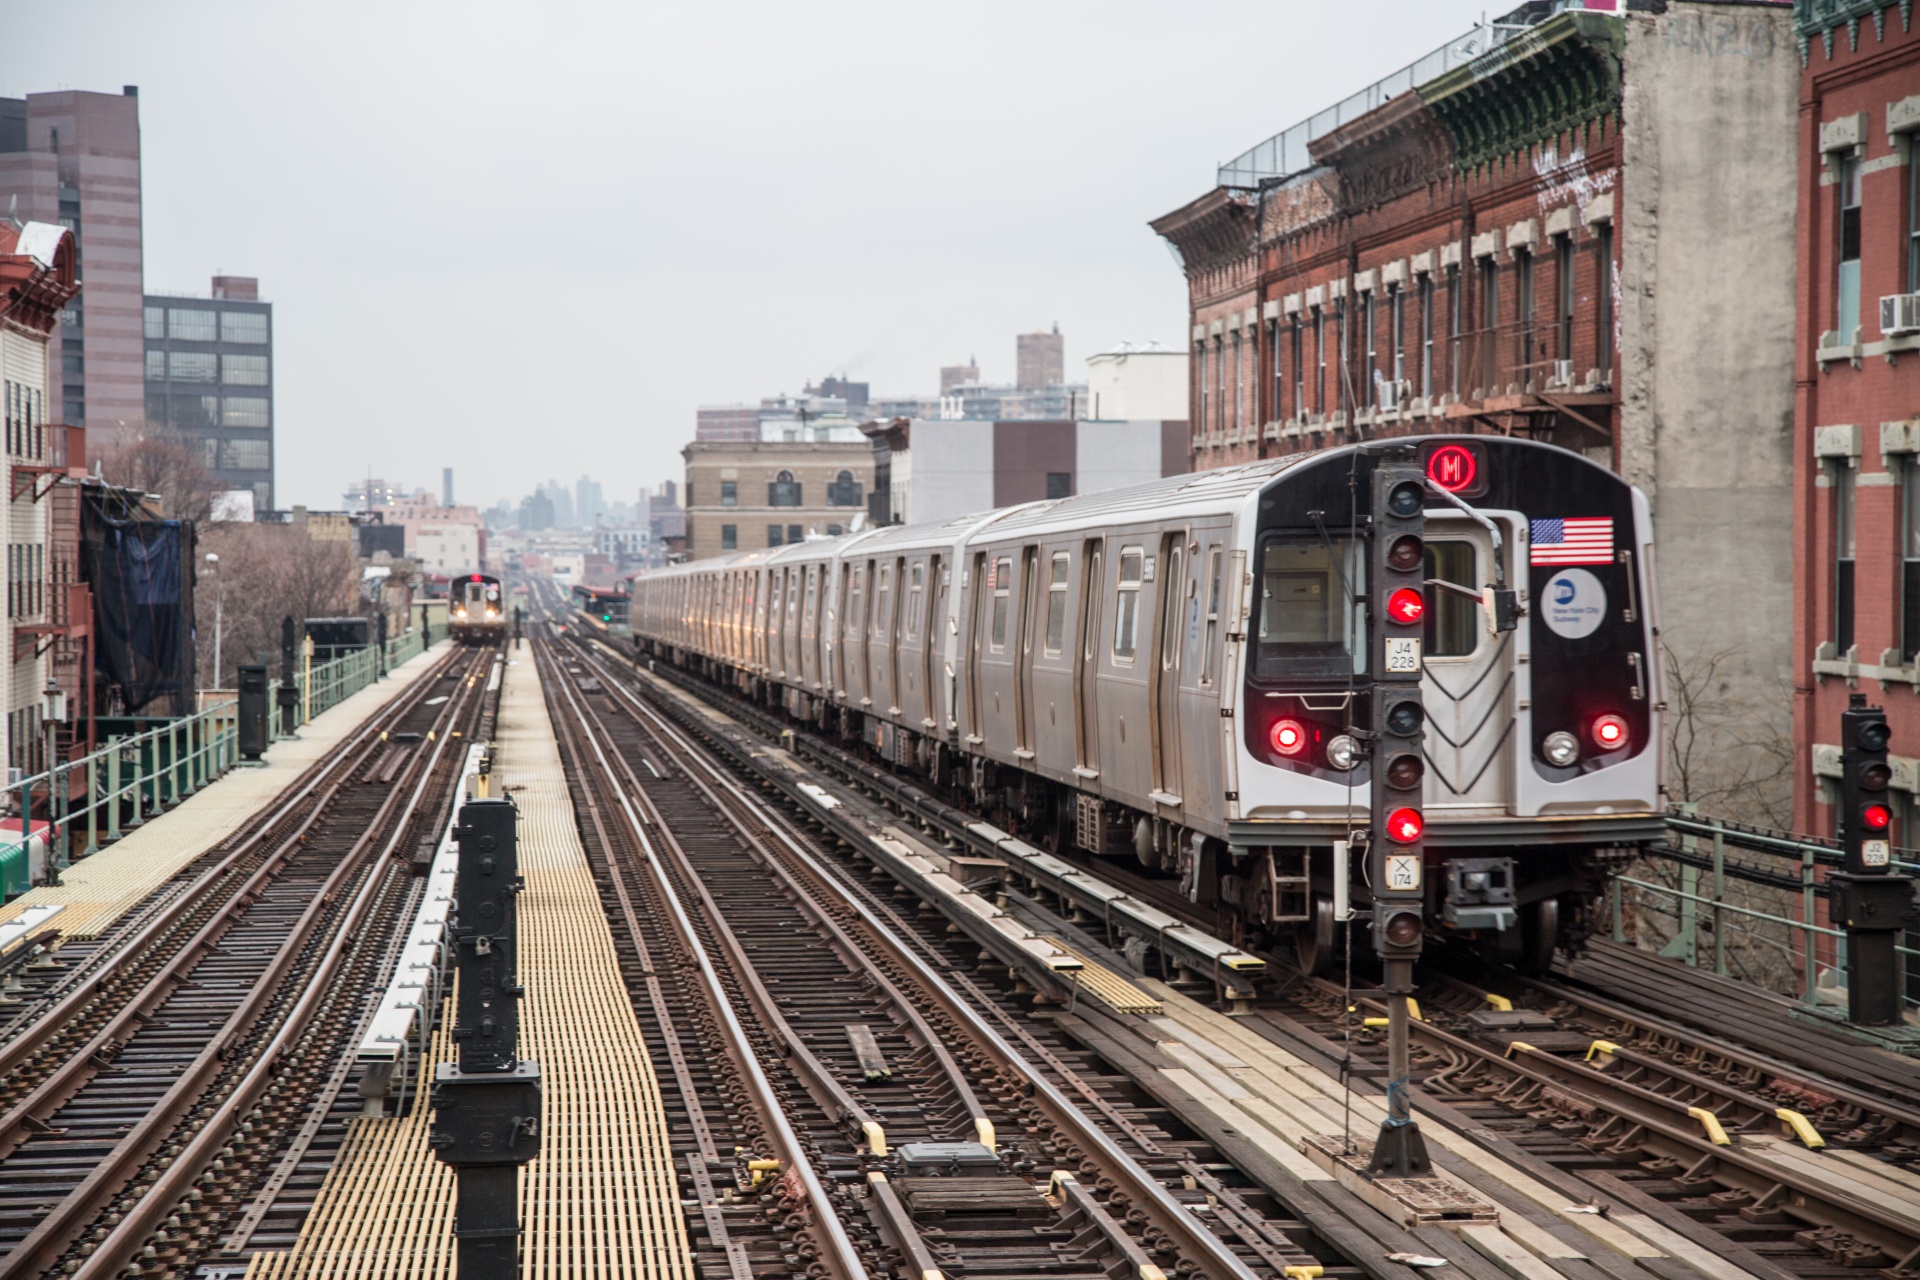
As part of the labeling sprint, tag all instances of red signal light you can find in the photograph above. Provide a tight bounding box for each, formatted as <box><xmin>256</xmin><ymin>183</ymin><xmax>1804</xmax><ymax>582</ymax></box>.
<box><xmin>1270</xmin><ymin>719</ymin><xmax>1307</xmax><ymax>756</ymax></box>
<box><xmin>1386</xmin><ymin>588</ymin><xmax>1424</xmax><ymax>626</ymax></box>
<box><xmin>1863</xmin><ymin>802</ymin><xmax>1893</xmax><ymax>832</ymax></box>
<box><xmin>1386</xmin><ymin>807</ymin><xmax>1424</xmax><ymax>843</ymax></box>
<box><xmin>1591</xmin><ymin>714</ymin><xmax>1629</xmax><ymax>750</ymax></box>
<box><xmin>1427</xmin><ymin>444</ymin><xmax>1477</xmax><ymax>493</ymax></box>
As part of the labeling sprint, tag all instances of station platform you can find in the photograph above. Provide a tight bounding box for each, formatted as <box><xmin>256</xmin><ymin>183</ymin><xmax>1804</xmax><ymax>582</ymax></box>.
<box><xmin>249</xmin><ymin>653</ymin><xmax>694</xmax><ymax>1279</ymax></box>
<box><xmin>0</xmin><ymin>641</ymin><xmax>453</xmax><ymax>944</ymax></box>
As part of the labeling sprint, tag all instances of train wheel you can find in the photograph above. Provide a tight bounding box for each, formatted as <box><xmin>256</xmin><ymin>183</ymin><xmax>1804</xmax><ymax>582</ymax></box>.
<box><xmin>1294</xmin><ymin>894</ymin><xmax>1336</xmax><ymax>977</ymax></box>
<box><xmin>1518</xmin><ymin>897</ymin><xmax>1560</xmax><ymax>976</ymax></box>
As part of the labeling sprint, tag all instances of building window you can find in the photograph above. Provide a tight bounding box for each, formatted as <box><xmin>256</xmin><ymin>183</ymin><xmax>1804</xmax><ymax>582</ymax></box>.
<box><xmin>767</xmin><ymin>524</ymin><xmax>783</xmax><ymax>547</ymax></box>
<box><xmin>143</xmin><ymin>306</ymin><xmax>165</xmax><ymax>340</ymax></box>
<box><xmin>769</xmin><ymin>470</ymin><xmax>801</xmax><ymax>507</ymax></box>
<box><xmin>721</xmin><ymin>524</ymin><xmax>738</xmax><ymax>551</ymax></box>
<box><xmin>827</xmin><ymin>469</ymin><xmax>862</xmax><ymax>507</ymax></box>
<box><xmin>169</xmin><ymin>351</ymin><xmax>216</xmax><ymax>382</ymax></box>
<box><xmin>720</xmin><ymin>480</ymin><xmax>737</xmax><ymax>508</ymax></box>
<box><xmin>1390</xmin><ymin>284</ymin><xmax>1405</xmax><ymax>391</ymax></box>
<box><xmin>1231</xmin><ymin>331</ymin><xmax>1243</xmax><ymax>432</ymax></box>
<box><xmin>1419</xmin><ymin>276</ymin><xmax>1434</xmax><ymax>400</ymax></box>
<box><xmin>145</xmin><ymin>351</ymin><xmax>165</xmax><ymax>382</ymax></box>
<box><xmin>220</xmin><ymin>311</ymin><xmax>268</xmax><ymax>344</ymax></box>
<box><xmin>1336</xmin><ymin>299</ymin><xmax>1349</xmax><ymax>414</ymax></box>
<box><xmin>1839</xmin><ymin>152</ymin><xmax>1863</xmax><ymax>339</ymax></box>
<box><xmin>1597</xmin><ymin>222</ymin><xmax>1615</xmax><ymax>379</ymax></box>
<box><xmin>1313</xmin><ymin>307</ymin><xmax>1327</xmax><ymax>414</ymax></box>
<box><xmin>1196</xmin><ymin>341</ymin><xmax>1208</xmax><ymax>436</ymax></box>
<box><xmin>1904</xmin><ymin>463</ymin><xmax>1920</xmax><ymax>661</ymax></box>
<box><xmin>1479</xmin><ymin>257</ymin><xmax>1499</xmax><ymax>393</ymax></box>
<box><xmin>1046</xmin><ymin>472</ymin><xmax>1071</xmax><ymax>500</ymax></box>
<box><xmin>1910</xmin><ymin>152</ymin><xmax>1920</xmax><ymax>292</ymax></box>
<box><xmin>221</xmin><ymin>354</ymin><xmax>269</xmax><ymax>386</ymax></box>
<box><xmin>788</xmin><ymin>523</ymin><xmax>802</xmax><ymax>544</ymax></box>
<box><xmin>1836</xmin><ymin>465</ymin><xmax>1856</xmax><ymax>654</ymax></box>
<box><xmin>1214</xmin><ymin>337</ymin><xmax>1226</xmax><ymax>433</ymax></box>
<box><xmin>222</xmin><ymin>396</ymin><xmax>270</xmax><ymax>428</ymax></box>
<box><xmin>1515</xmin><ymin>248</ymin><xmax>1534</xmax><ymax>382</ymax></box>
<box><xmin>1447</xmin><ymin>263</ymin><xmax>1462</xmax><ymax>398</ymax></box>
<box><xmin>1266</xmin><ymin>319</ymin><xmax>1280</xmax><ymax>424</ymax></box>
<box><xmin>1555</xmin><ymin>237</ymin><xmax>1575</xmax><ymax>369</ymax></box>
<box><xmin>221</xmin><ymin>437</ymin><xmax>270</xmax><ymax>470</ymax></box>
<box><xmin>168</xmin><ymin>308</ymin><xmax>217</xmax><ymax>341</ymax></box>
<box><xmin>1364</xmin><ymin>290</ymin><xmax>1379</xmax><ymax>408</ymax></box>
<box><xmin>1289</xmin><ymin>315</ymin><xmax>1303</xmax><ymax>418</ymax></box>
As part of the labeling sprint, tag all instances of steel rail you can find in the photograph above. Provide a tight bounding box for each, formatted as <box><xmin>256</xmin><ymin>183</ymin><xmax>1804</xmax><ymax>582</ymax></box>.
<box><xmin>536</xmin><ymin>645</ymin><xmax>871</xmax><ymax>1280</ymax></box>
<box><xmin>579</xmin><ymin>643</ymin><xmax>1262</xmax><ymax>1280</ymax></box>
<box><xmin>0</xmin><ymin>647</ymin><xmax>490</xmax><ymax>1280</ymax></box>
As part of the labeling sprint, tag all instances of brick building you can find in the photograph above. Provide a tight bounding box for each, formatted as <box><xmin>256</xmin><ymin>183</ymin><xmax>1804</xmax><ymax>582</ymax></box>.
<box><xmin>1793</xmin><ymin>0</ymin><xmax>1920</xmax><ymax>837</ymax></box>
<box><xmin>681</xmin><ymin>440</ymin><xmax>872</xmax><ymax>560</ymax></box>
<box><xmin>1154</xmin><ymin>1</ymin><xmax>1801</xmax><ymax>822</ymax></box>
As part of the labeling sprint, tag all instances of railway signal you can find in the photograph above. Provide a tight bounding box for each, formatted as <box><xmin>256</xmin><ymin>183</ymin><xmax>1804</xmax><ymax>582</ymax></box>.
<box><xmin>1829</xmin><ymin>694</ymin><xmax>1915</xmax><ymax>1025</ymax></box>
<box><xmin>1367</xmin><ymin>455</ymin><xmax>1432</xmax><ymax>1178</ymax></box>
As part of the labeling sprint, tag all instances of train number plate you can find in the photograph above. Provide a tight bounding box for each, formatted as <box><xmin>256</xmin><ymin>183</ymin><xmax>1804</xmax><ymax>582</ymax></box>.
<box><xmin>1865</xmin><ymin>840</ymin><xmax>1891</xmax><ymax>868</ymax></box>
<box><xmin>1385</xmin><ymin>638</ymin><xmax>1422</xmax><ymax>674</ymax></box>
<box><xmin>1385</xmin><ymin>854</ymin><xmax>1422</xmax><ymax>891</ymax></box>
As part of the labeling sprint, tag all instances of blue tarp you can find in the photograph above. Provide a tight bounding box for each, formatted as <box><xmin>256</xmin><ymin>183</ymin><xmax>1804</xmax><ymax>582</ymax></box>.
<box><xmin>81</xmin><ymin>493</ymin><xmax>196</xmax><ymax>716</ymax></box>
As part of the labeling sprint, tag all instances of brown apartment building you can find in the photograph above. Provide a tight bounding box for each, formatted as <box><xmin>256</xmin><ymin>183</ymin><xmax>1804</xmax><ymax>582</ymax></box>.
<box><xmin>682</xmin><ymin>440</ymin><xmax>873</xmax><ymax>559</ymax></box>
<box><xmin>1153</xmin><ymin>1</ymin><xmax>1802</xmax><ymax>823</ymax></box>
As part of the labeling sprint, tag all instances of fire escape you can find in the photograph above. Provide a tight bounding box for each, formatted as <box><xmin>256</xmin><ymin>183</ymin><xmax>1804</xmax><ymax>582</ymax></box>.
<box><xmin>13</xmin><ymin>424</ymin><xmax>94</xmax><ymax>760</ymax></box>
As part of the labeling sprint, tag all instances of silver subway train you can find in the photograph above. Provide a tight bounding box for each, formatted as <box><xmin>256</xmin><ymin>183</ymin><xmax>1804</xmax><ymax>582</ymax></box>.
<box><xmin>629</xmin><ymin>438</ymin><xmax>1664</xmax><ymax>972</ymax></box>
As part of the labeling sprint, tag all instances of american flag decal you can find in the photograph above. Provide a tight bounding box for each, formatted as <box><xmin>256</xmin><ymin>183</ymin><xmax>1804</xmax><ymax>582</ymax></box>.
<box><xmin>1530</xmin><ymin>517</ymin><xmax>1614</xmax><ymax>565</ymax></box>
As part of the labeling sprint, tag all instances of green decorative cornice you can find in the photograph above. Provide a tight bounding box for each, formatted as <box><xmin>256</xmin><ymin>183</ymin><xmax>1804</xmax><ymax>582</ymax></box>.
<box><xmin>1417</xmin><ymin>12</ymin><xmax>1623</xmax><ymax>173</ymax></box>
<box><xmin>1795</xmin><ymin>0</ymin><xmax>1909</xmax><ymax>42</ymax></box>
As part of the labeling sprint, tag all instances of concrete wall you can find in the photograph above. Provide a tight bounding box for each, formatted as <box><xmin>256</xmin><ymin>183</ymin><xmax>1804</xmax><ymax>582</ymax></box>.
<box><xmin>1077</xmin><ymin>420</ymin><xmax>1175</xmax><ymax>496</ymax></box>
<box><xmin>1620</xmin><ymin>2</ymin><xmax>1799</xmax><ymax>823</ymax></box>
<box><xmin>905</xmin><ymin>421</ymin><xmax>995</xmax><ymax>526</ymax></box>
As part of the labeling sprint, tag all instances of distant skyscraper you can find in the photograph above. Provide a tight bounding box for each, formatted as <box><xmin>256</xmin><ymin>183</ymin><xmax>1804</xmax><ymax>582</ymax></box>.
<box><xmin>576</xmin><ymin>475</ymin><xmax>604</xmax><ymax>528</ymax></box>
<box><xmin>940</xmin><ymin>359</ymin><xmax>980</xmax><ymax>395</ymax></box>
<box><xmin>0</xmin><ymin>88</ymin><xmax>145</xmax><ymax>443</ymax></box>
<box><xmin>1017</xmin><ymin>325</ymin><xmax>1064</xmax><ymax>391</ymax></box>
<box><xmin>143</xmin><ymin>275</ymin><xmax>274</xmax><ymax>509</ymax></box>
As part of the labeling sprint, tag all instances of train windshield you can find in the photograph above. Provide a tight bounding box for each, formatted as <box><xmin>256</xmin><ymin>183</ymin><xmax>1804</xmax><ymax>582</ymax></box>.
<box><xmin>1253</xmin><ymin>533</ymin><xmax>1364</xmax><ymax>680</ymax></box>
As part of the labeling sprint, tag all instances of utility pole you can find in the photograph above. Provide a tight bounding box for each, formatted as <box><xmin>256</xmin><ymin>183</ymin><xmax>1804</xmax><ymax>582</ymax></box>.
<box><xmin>1830</xmin><ymin>693</ymin><xmax>1916</xmax><ymax>1024</ymax></box>
<box><xmin>205</xmin><ymin>553</ymin><xmax>222</xmax><ymax>687</ymax></box>
<box><xmin>431</xmin><ymin>794</ymin><xmax>541</xmax><ymax>1278</ymax></box>
<box><xmin>1367</xmin><ymin>454</ymin><xmax>1430</xmax><ymax>1177</ymax></box>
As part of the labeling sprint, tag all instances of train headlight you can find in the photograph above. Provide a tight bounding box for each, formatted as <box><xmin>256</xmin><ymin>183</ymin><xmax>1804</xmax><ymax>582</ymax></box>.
<box><xmin>1269</xmin><ymin>719</ymin><xmax>1307</xmax><ymax>756</ymax></box>
<box><xmin>1542</xmin><ymin>731</ymin><xmax>1580</xmax><ymax>767</ymax></box>
<box><xmin>1591</xmin><ymin>714</ymin><xmax>1629</xmax><ymax>751</ymax></box>
<box><xmin>1325</xmin><ymin>734</ymin><xmax>1359</xmax><ymax>771</ymax></box>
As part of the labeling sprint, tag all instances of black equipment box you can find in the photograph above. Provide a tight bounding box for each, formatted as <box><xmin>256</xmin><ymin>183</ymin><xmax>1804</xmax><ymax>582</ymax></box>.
<box><xmin>304</xmin><ymin>616</ymin><xmax>371</xmax><ymax>660</ymax></box>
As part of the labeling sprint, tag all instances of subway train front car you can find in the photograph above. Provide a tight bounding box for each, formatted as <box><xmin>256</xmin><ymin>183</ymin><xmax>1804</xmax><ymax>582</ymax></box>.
<box><xmin>1237</xmin><ymin>438</ymin><xmax>1661</xmax><ymax>973</ymax></box>
<box><xmin>449</xmin><ymin>573</ymin><xmax>507</xmax><ymax>645</ymax></box>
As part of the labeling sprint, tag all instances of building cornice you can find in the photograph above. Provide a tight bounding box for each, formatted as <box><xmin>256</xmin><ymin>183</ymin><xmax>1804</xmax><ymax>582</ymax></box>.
<box><xmin>1418</xmin><ymin>11</ymin><xmax>1623</xmax><ymax>173</ymax></box>
<box><xmin>1794</xmin><ymin>0</ymin><xmax>1913</xmax><ymax>61</ymax></box>
<box><xmin>1149</xmin><ymin>188</ymin><xmax>1260</xmax><ymax>278</ymax></box>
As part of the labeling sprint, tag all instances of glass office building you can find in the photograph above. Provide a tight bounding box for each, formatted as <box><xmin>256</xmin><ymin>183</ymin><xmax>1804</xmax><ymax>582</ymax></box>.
<box><xmin>143</xmin><ymin>276</ymin><xmax>273</xmax><ymax>510</ymax></box>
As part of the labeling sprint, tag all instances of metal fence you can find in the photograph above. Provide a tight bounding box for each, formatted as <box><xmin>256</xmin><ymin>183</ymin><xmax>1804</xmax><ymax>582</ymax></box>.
<box><xmin>2</xmin><ymin>623</ymin><xmax>442</xmax><ymax>881</ymax></box>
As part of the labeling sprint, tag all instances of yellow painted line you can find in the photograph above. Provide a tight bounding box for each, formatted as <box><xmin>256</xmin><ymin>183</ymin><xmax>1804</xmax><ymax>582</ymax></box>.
<box><xmin>1586</xmin><ymin>1039</ymin><xmax>1620</xmax><ymax>1062</ymax></box>
<box><xmin>1045</xmin><ymin>936</ymin><xmax>1165</xmax><ymax>1014</ymax></box>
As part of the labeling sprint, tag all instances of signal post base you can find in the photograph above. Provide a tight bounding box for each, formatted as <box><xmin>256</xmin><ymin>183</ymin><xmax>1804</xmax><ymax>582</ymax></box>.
<box><xmin>1303</xmin><ymin>1136</ymin><xmax>1493</xmax><ymax>1229</ymax></box>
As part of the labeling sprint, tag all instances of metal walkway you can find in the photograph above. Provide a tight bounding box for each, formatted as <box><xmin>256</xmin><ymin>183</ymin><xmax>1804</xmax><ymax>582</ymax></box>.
<box><xmin>247</xmin><ymin>652</ymin><xmax>695</xmax><ymax>1279</ymax></box>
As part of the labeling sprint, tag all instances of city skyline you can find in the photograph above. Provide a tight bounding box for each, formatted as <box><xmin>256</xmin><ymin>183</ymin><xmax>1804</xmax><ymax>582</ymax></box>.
<box><xmin>2</xmin><ymin>0</ymin><xmax>1475</xmax><ymax>508</ymax></box>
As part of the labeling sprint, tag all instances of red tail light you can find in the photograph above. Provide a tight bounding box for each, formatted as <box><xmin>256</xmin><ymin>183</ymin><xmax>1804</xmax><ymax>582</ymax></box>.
<box><xmin>1270</xmin><ymin>719</ymin><xmax>1307</xmax><ymax>756</ymax></box>
<box><xmin>1386</xmin><ymin>588</ymin><xmax>1424</xmax><ymax>626</ymax></box>
<box><xmin>1591</xmin><ymin>714</ymin><xmax>1629</xmax><ymax>750</ymax></box>
<box><xmin>1385</xmin><ymin>807</ymin><xmax>1424</xmax><ymax>843</ymax></box>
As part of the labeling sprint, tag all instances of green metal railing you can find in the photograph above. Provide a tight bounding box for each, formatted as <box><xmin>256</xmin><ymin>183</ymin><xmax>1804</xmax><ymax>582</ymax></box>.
<box><xmin>1</xmin><ymin>623</ymin><xmax>443</xmax><ymax>883</ymax></box>
<box><xmin>1611</xmin><ymin>806</ymin><xmax>1920</xmax><ymax>1012</ymax></box>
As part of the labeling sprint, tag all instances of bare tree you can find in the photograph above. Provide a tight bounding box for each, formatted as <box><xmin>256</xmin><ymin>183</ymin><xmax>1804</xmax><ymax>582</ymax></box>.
<box><xmin>195</xmin><ymin>524</ymin><xmax>359</xmax><ymax>688</ymax></box>
<box><xmin>1662</xmin><ymin>642</ymin><xmax>1795</xmax><ymax>829</ymax></box>
<box><xmin>95</xmin><ymin>434</ymin><xmax>219</xmax><ymax>525</ymax></box>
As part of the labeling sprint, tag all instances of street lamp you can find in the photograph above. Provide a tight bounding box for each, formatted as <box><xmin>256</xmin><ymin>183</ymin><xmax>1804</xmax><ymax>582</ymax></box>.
<box><xmin>205</xmin><ymin>552</ymin><xmax>222</xmax><ymax>688</ymax></box>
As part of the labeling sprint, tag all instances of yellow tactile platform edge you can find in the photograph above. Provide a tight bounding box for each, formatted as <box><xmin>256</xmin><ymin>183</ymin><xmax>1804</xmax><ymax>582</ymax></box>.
<box><xmin>1045</xmin><ymin>937</ymin><xmax>1164</xmax><ymax>1015</ymax></box>
<box><xmin>249</xmin><ymin>652</ymin><xmax>695</xmax><ymax>1279</ymax></box>
<box><xmin>0</xmin><ymin>643</ymin><xmax>453</xmax><ymax>942</ymax></box>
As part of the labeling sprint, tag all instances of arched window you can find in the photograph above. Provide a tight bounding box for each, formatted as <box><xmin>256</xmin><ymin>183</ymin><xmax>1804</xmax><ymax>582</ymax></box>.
<box><xmin>769</xmin><ymin>470</ymin><xmax>802</xmax><ymax>507</ymax></box>
<box><xmin>827</xmin><ymin>469</ymin><xmax>862</xmax><ymax>508</ymax></box>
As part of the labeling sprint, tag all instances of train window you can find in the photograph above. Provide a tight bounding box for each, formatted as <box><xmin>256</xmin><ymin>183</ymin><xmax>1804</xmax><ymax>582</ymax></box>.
<box><xmin>990</xmin><ymin>556</ymin><xmax>1012</xmax><ymax>651</ymax></box>
<box><xmin>907</xmin><ymin>562</ymin><xmax>924</xmax><ymax>638</ymax></box>
<box><xmin>1160</xmin><ymin>545</ymin><xmax>1185</xmax><ymax>670</ymax></box>
<box><xmin>873</xmin><ymin>564</ymin><xmax>891</xmax><ymax>636</ymax></box>
<box><xmin>1424</xmin><ymin>541</ymin><xmax>1478</xmax><ymax>657</ymax></box>
<box><xmin>1114</xmin><ymin>548</ymin><xmax>1143</xmax><ymax>661</ymax></box>
<box><xmin>1254</xmin><ymin>534</ymin><xmax>1363</xmax><ymax>679</ymax></box>
<box><xmin>1044</xmin><ymin>553</ymin><xmax>1070</xmax><ymax>655</ymax></box>
<box><xmin>1200</xmin><ymin>548</ymin><xmax>1223</xmax><ymax>685</ymax></box>
<box><xmin>846</xmin><ymin>567</ymin><xmax>864</xmax><ymax>639</ymax></box>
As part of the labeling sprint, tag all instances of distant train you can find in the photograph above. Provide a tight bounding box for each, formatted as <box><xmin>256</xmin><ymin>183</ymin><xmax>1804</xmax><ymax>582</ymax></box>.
<box><xmin>627</xmin><ymin>438</ymin><xmax>1663</xmax><ymax>973</ymax></box>
<box><xmin>449</xmin><ymin>573</ymin><xmax>506</xmax><ymax>644</ymax></box>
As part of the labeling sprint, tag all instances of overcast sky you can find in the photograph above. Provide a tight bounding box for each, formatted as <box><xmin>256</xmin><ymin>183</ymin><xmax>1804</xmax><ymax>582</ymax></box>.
<box><xmin>6</xmin><ymin>2</ymin><xmax>1481</xmax><ymax>512</ymax></box>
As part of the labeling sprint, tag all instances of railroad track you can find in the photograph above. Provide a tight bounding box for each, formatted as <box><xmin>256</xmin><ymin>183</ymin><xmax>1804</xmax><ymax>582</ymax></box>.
<box><xmin>573</xmin><ymin>627</ymin><xmax>1920</xmax><ymax>1280</ymax></box>
<box><xmin>543</xmin><ymin>634</ymin><xmax>1394</xmax><ymax>1280</ymax></box>
<box><xmin>0</xmin><ymin>643</ymin><xmax>500</xmax><ymax>1279</ymax></box>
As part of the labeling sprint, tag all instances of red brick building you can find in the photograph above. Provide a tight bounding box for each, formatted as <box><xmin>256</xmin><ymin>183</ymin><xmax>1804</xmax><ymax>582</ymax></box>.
<box><xmin>1156</xmin><ymin>1</ymin><xmax>1802</xmax><ymax>824</ymax></box>
<box><xmin>1793</xmin><ymin>0</ymin><xmax>1920</xmax><ymax>837</ymax></box>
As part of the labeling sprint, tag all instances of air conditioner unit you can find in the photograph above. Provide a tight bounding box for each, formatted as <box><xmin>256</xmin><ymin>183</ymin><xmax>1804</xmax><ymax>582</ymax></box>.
<box><xmin>1882</xmin><ymin>294</ymin><xmax>1920</xmax><ymax>337</ymax></box>
<box><xmin>1553</xmin><ymin>359</ymin><xmax>1574</xmax><ymax>387</ymax></box>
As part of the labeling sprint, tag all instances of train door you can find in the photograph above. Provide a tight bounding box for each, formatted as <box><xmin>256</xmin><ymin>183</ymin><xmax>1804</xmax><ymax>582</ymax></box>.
<box><xmin>804</xmin><ymin>565</ymin><xmax>823</xmax><ymax>690</ymax></box>
<box><xmin>1074</xmin><ymin>540</ymin><xmax>1103</xmax><ymax>778</ymax></box>
<box><xmin>1014</xmin><ymin>547</ymin><xmax>1039</xmax><ymax>757</ymax></box>
<box><xmin>965</xmin><ymin>551</ymin><xmax>987</xmax><ymax>744</ymax></box>
<box><xmin>1149</xmin><ymin>532</ymin><xmax>1186</xmax><ymax>806</ymax></box>
<box><xmin>923</xmin><ymin>554</ymin><xmax>944</xmax><ymax>731</ymax></box>
<box><xmin>901</xmin><ymin>558</ymin><xmax>924</xmax><ymax>722</ymax></box>
<box><xmin>1421</xmin><ymin>513</ymin><xmax>1518</xmax><ymax>814</ymax></box>
<box><xmin>870</xmin><ymin>560</ymin><xmax>894</xmax><ymax>712</ymax></box>
<box><xmin>767</xmin><ymin>572</ymin><xmax>785</xmax><ymax>677</ymax></box>
<box><xmin>786</xmin><ymin>568</ymin><xmax>802</xmax><ymax>683</ymax></box>
<box><xmin>844</xmin><ymin>562</ymin><xmax>867</xmax><ymax>706</ymax></box>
